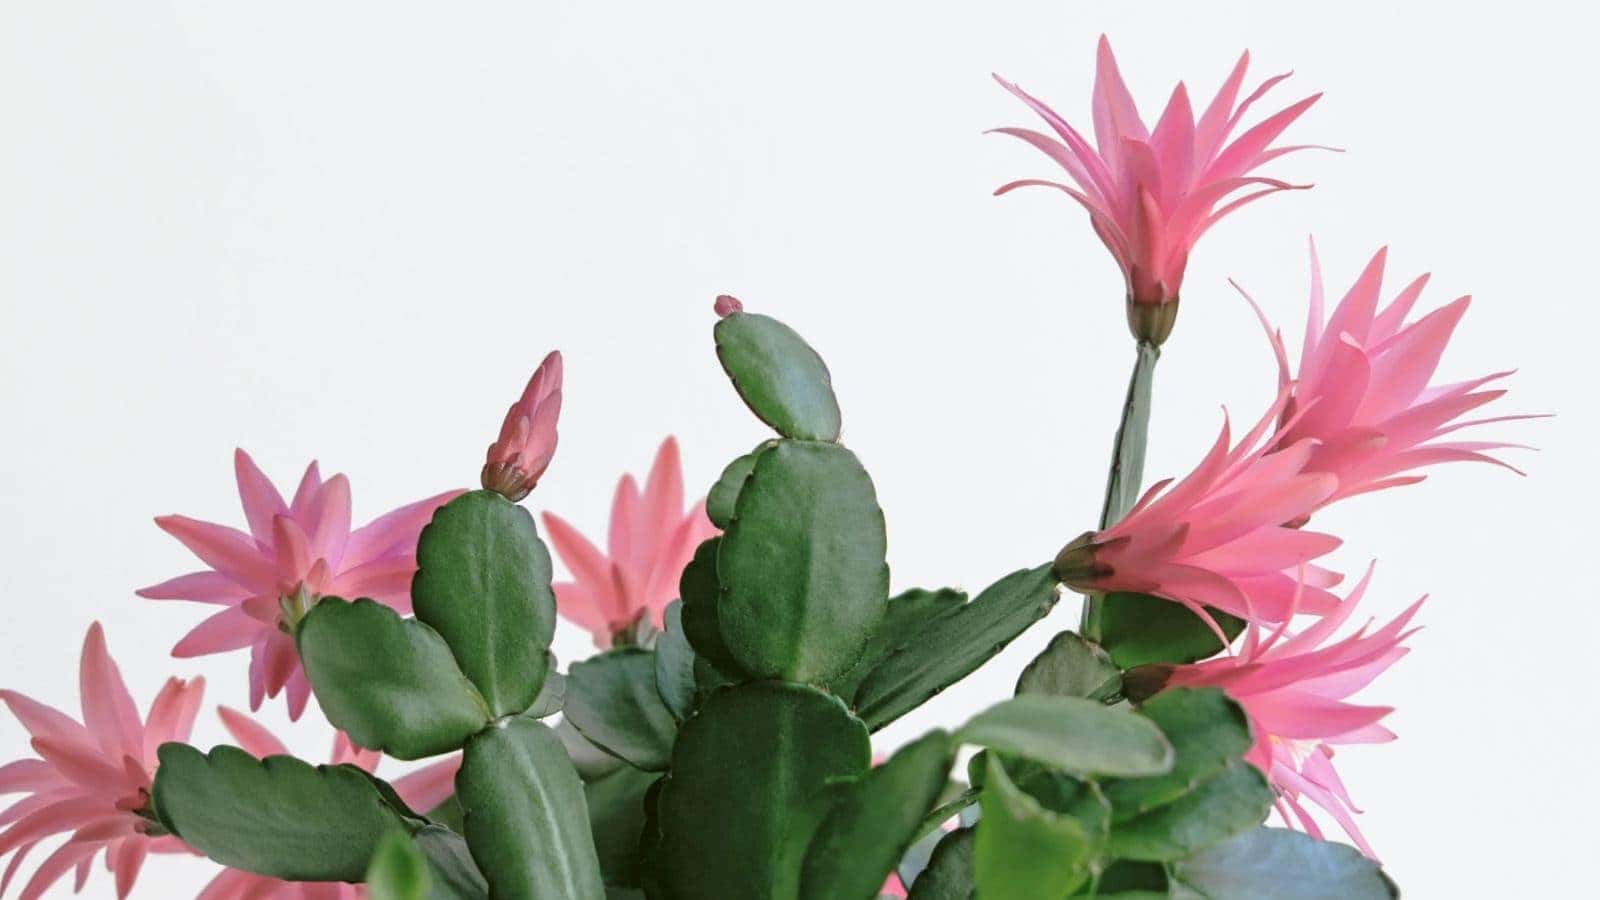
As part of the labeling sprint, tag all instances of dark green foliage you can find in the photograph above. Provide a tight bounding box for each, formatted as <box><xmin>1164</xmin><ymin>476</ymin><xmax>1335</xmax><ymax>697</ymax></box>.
<box><xmin>718</xmin><ymin>440</ymin><xmax>889</xmax><ymax>683</ymax></box>
<box><xmin>584</xmin><ymin>765</ymin><xmax>659</xmax><ymax>888</ymax></box>
<box><xmin>853</xmin><ymin>565</ymin><xmax>1060</xmax><ymax>730</ymax></box>
<box><xmin>565</xmin><ymin>649</ymin><xmax>678</xmax><ymax>772</ymax></box>
<box><xmin>296</xmin><ymin>598</ymin><xmax>490</xmax><ymax>760</ymax></box>
<box><xmin>657</xmin><ymin>682</ymin><xmax>870</xmax><ymax>899</ymax></box>
<box><xmin>1015</xmin><ymin>631</ymin><xmax>1122</xmax><ymax>701</ymax></box>
<box><xmin>714</xmin><ymin>312</ymin><xmax>843</xmax><ymax>441</ymax></box>
<box><xmin>1106</xmin><ymin>760</ymin><xmax>1274</xmax><ymax>862</ymax></box>
<box><xmin>830</xmin><ymin>587</ymin><xmax>968</xmax><ymax>700</ymax></box>
<box><xmin>1097</xmin><ymin>592</ymin><xmax>1246</xmax><ymax>668</ymax></box>
<box><xmin>1103</xmin><ymin>688</ymin><xmax>1253</xmax><ymax>821</ymax></box>
<box><xmin>799</xmin><ymin>730</ymin><xmax>955</xmax><ymax>900</ymax></box>
<box><xmin>955</xmin><ymin>695</ymin><xmax>1173</xmax><ymax>778</ymax></box>
<box><xmin>653</xmin><ymin>601</ymin><xmax>698</xmax><ymax>721</ymax></box>
<box><xmin>411</xmin><ymin>489</ymin><xmax>557</xmax><ymax>717</ymax></box>
<box><xmin>706</xmin><ymin>445</ymin><xmax>770</xmax><ymax>528</ymax></box>
<box><xmin>906</xmin><ymin>828</ymin><xmax>975</xmax><ymax>900</ymax></box>
<box><xmin>457</xmin><ymin>717</ymin><xmax>606</xmax><ymax>900</ymax></box>
<box><xmin>152</xmin><ymin>743</ymin><xmax>415</xmax><ymax>882</ymax></box>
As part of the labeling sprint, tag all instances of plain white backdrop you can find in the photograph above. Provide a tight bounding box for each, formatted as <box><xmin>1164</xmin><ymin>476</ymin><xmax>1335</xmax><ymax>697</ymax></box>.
<box><xmin>1</xmin><ymin>1</ymin><xmax>1593</xmax><ymax>895</ymax></box>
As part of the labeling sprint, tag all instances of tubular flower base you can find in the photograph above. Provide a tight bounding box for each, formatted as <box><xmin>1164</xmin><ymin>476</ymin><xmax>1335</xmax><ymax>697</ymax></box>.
<box><xmin>482</xmin><ymin>350</ymin><xmax>564</xmax><ymax>502</ymax></box>
<box><xmin>0</xmin><ymin>624</ymin><xmax>204</xmax><ymax>900</ymax></box>
<box><xmin>542</xmin><ymin>437</ymin><xmax>719</xmax><ymax>647</ymax></box>
<box><xmin>992</xmin><ymin>35</ymin><xmax>1328</xmax><ymax>322</ymax></box>
<box><xmin>1164</xmin><ymin>567</ymin><xmax>1422</xmax><ymax>858</ymax></box>
<box><xmin>137</xmin><ymin>449</ymin><xmax>461</xmax><ymax>719</ymax></box>
<box><xmin>1057</xmin><ymin>396</ymin><xmax>1345</xmax><ymax>630</ymax></box>
<box><xmin>1242</xmin><ymin>242</ymin><xmax>1536</xmax><ymax>507</ymax></box>
<box><xmin>197</xmin><ymin>708</ymin><xmax>460</xmax><ymax>900</ymax></box>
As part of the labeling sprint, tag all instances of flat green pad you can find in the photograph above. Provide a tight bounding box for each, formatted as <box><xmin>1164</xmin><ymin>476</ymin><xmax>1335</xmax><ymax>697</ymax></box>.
<box><xmin>799</xmin><ymin>730</ymin><xmax>954</xmax><ymax>900</ymax></box>
<box><xmin>458</xmin><ymin>717</ymin><xmax>606</xmax><ymax>900</ymax></box>
<box><xmin>714</xmin><ymin>312</ymin><xmax>842</xmax><ymax>441</ymax></box>
<box><xmin>152</xmin><ymin>743</ymin><xmax>413</xmax><ymax>882</ymax></box>
<box><xmin>412</xmin><ymin>489</ymin><xmax>557</xmax><ymax>717</ymax></box>
<box><xmin>853</xmin><ymin>565</ymin><xmax>1059</xmax><ymax>731</ymax></box>
<box><xmin>657</xmin><ymin>682</ymin><xmax>870</xmax><ymax>899</ymax></box>
<box><xmin>717</xmin><ymin>441</ymin><xmax>888</xmax><ymax>683</ymax></box>
<box><xmin>955</xmin><ymin>695</ymin><xmax>1173</xmax><ymax>778</ymax></box>
<box><xmin>297</xmin><ymin>598</ymin><xmax>490</xmax><ymax>760</ymax></box>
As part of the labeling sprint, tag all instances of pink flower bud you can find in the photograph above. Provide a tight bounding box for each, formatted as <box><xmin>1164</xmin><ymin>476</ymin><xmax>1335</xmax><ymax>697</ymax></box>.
<box><xmin>482</xmin><ymin>351</ymin><xmax>563</xmax><ymax>502</ymax></box>
<box><xmin>713</xmin><ymin>294</ymin><xmax>744</xmax><ymax>318</ymax></box>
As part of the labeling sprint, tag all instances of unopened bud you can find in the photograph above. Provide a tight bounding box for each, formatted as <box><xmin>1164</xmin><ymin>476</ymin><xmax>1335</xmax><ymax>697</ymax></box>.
<box><xmin>1126</xmin><ymin>296</ymin><xmax>1179</xmax><ymax>346</ymax></box>
<box><xmin>1053</xmin><ymin>531</ymin><xmax>1108</xmax><ymax>589</ymax></box>
<box><xmin>1121</xmin><ymin>664</ymin><xmax>1175</xmax><ymax>704</ymax></box>
<box><xmin>713</xmin><ymin>294</ymin><xmax>744</xmax><ymax>318</ymax></box>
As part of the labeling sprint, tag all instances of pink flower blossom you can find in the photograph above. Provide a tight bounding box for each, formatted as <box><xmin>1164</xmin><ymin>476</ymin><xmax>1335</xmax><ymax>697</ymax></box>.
<box><xmin>196</xmin><ymin>708</ymin><xmax>460</xmax><ymax>900</ymax></box>
<box><xmin>882</xmin><ymin>872</ymin><xmax>908</xmax><ymax>896</ymax></box>
<box><xmin>1163</xmin><ymin>567</ymin><xmax>1421</xmax><ymax>858</ymax></box>
<box><xmin>137</xmin><ymin>449</ymin><xmax>460</xmax><ymax>719</ymax></box>
<box><xmin>542</xmin><ymin>437</ymin><xmax>719</xmax><ymax>647</ymax></box>
<box><xmin>1055</xmin><ymin>396</ymin><xmax>1344</xmax><ymax>631</ymax></box>
<box><xmin>482</xmin><ymin>351</ymin><xmax>564</xmax><ymax>502</ymax></box>
<box><xmin>0</xmin><ymin>624</ymin><xmax>205</xmax><ymax>900</ymax></box>
<box><xmin>992</xmin><ymin>35</ymin><xmax>1326</xmax><ymax>313</ymax></box>
<box><xmin>1241</xmin><ymin>242</ymin><xmax>1535</xmax><ymax>507</ymax></box>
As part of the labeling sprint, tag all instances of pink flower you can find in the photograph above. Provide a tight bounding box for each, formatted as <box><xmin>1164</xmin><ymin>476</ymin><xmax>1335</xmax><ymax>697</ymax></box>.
<box><xmin>1241</xmin><ymin>242</ymin><xmax>1534</xmax><ymax>507</ymax></box>
<box><xmin>541</xmin><ymin>437</ymin><xmax>719</xmax><ymax>647</ymax></box>
<box><xmin>713</xmin><ymin>294</ymin><xmax>744</xmax><ymax>318</ymax></box>
<box><xmin>1055</xmin><ymin>397</ymin><xmax>1344</xmax><ymax>631</ymax></box>
<box><xmin>0</xmin><ymin>624</ymin><xmax>205</xmax><ymax>900</ymax></box>
<box><xmin>138</xmin><ymin>449</ymin><xmax>460</xmax><ymax>719</ymax></box>
<box><xmin>1162</xmin><ymin>567</ymin><xmax>1421</xmax><ymax>858</ymax></box>
<box><xmin>882</xmin><ymin>872</ymin><xmax>908</xmax><ymax>896</ymax></box>
<box><xmin>482</xmin><ymin>351</ymin><xmax>564</xmax><ymax>502</ymax></box>
<box><xmin>197</xmin><ymin>708</ymin><xmax>460</xmax><ymax>900</ymax></box>
<box><xmin>992</xmin><ymin>36</ymin><xmax>1326</xmax><ymax>323</ymax></box>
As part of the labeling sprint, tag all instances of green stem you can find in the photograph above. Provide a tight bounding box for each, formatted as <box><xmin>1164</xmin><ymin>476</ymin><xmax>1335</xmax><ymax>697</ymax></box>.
<box><xmin>1080</xmin><ymin>341</ymin><xmax>1161</xmax><ymax>641</ymax></box>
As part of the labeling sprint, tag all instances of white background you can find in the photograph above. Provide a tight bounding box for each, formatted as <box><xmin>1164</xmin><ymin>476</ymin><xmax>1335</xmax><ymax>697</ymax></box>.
<box><xmin>1</xmin><ymin>1</ymin><xmax>1593</xmax><ymax>896</ymax></box>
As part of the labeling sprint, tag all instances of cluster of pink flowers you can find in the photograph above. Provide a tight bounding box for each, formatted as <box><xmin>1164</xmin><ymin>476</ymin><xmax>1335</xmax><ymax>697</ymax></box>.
<box><xmin>1022</xmin><ymin>40</ymin><xmax>1531</xmax><ymax>857</ymax></box>
<box><xmin>0</xmin><ymin>344</ymin><xmax>715</xmax><ymax>896</ymax></box>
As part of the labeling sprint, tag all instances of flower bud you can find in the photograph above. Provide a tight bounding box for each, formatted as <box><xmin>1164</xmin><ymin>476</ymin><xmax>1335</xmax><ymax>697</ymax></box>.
<box><xmin>483</xmin><ymin>351</ymin><xmax>563</xmax><ymax>502</ymax></box>
<box><xmin>714</xmin><ymin>294</ymin><xmax>744</xmax><ymax>318</ymax></box>
<box><xmin>1053</xmin><ymin>530</ymin><xmax>1108</xmax><ymax>589</ymax></box>
<box><xmin>1126</xmin><ymin>296</ymin><xmax>1179</xmax><ymax>346</ymax></box>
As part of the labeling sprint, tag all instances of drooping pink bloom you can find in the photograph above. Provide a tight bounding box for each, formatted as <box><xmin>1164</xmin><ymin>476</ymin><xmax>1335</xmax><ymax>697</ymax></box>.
<box><xmin>1162</xmin><ymin>567</ymin><xmax>1421</xmax><ymax>858</ymax></box>
<box><xmin>542</xmin><ymin>437</ymin><xmax>719</xmax><ymax>647</ymax></box>
<box><xmin>992</xmin><ymin>36</ymin><xmax>1327</xmax><ymax>316</ymax></box>
<box><xmin>482</xmin><ymin>351</ymin><xmax>564</xmax><ymax>502</ymax></box>
<box><xmin>196</xmin><ymin>708</ymin><xmax>460</xmax><ymax>900</ymax></box>
<box><xmin>1054</xmin><ymin>396</ymin><xmax>1344</xmax><ymax>630</ymax></box>
<box><xmin>1241</xmin><ymin>242</ymin><xmax>1534</xmax><ymax>507</ymax></box>
<box><xmin>0</xmin><ymin>624</ymin><xmax>205</xmax><ymax>900</ymax></box>
<box><xmin>138</xmin><ymin>449</ymin><xmax>460</xmax><ymax>719</ymax></box>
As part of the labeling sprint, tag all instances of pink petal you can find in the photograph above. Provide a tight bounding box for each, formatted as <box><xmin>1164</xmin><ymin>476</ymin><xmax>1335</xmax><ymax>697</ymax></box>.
<box><xmin>233</xmin><ymin>449</ymin><xmax>290</xmax><ymax>545</ymax></box>
<box><xmin>78</xmin><ymin>625</ymin><xmax>144</xmax><ymax>764</ymax></box>
<box><xmin>216</xmin><ymin>707</ymin><xmax>289</xmax><ymax>759</ymax></box>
